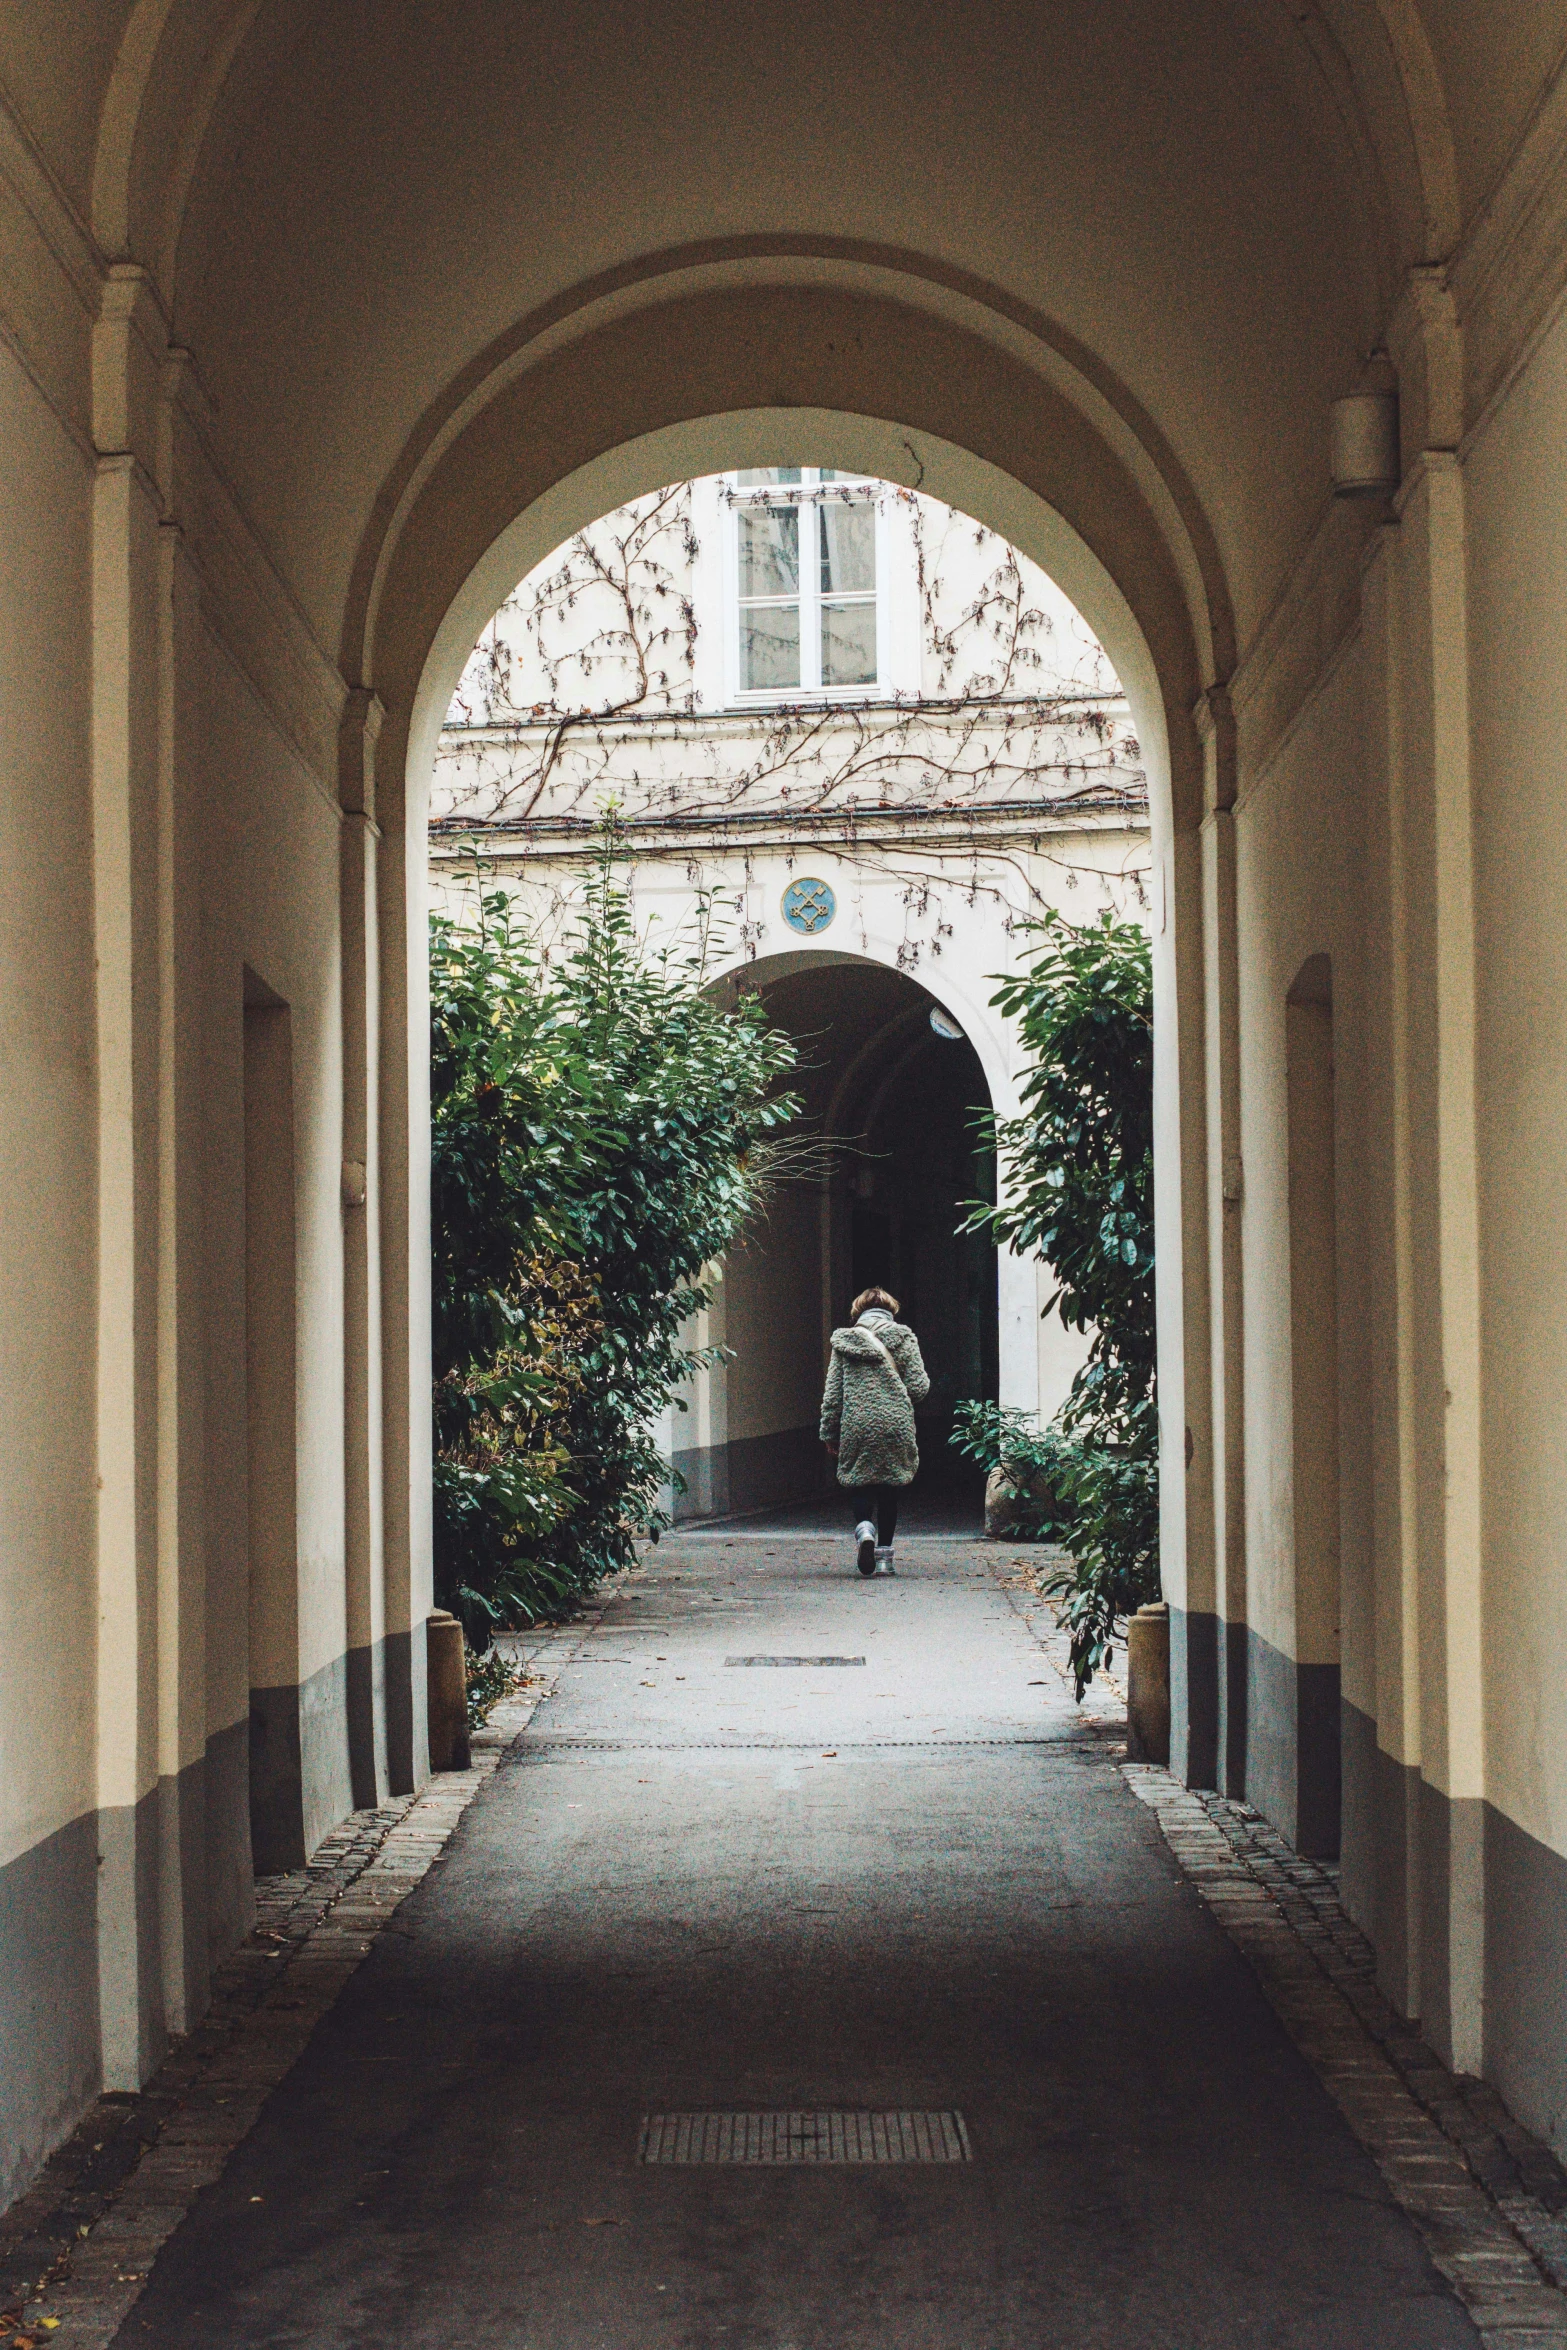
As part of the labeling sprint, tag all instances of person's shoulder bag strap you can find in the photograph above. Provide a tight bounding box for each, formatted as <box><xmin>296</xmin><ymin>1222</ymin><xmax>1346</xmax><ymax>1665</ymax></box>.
<box><xmin>861</xmin><ymin>1325</ymin><xmax>911</xmax><ymax>1400</ymax></box>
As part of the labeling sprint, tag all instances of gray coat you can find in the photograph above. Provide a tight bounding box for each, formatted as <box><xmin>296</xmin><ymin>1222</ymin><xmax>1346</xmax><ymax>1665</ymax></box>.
<box><xmin>818</xmin><ymin>1311</ymin><xmax>931</xmax><ymax>1487</ymax></box>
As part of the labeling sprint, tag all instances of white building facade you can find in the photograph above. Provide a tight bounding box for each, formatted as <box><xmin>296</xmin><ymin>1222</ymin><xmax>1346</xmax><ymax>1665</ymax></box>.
<box><xmin>431</xmin><ymin>475</ymin><xmax>1150</xmax><ymax>1519</ymax></box>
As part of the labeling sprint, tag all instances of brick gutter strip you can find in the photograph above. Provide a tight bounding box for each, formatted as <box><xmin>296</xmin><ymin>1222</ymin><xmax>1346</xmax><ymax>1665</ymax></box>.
<box><xmin>0</xmin><ymin>1611</ymin><xmax>603</xmax><ymax>2350</ymax></box>
<box><xmin>1124</xmin><ymin>1767</ymin><xmax>1567</xmax><ymax>2349</ymax></box>
<box><xmin>999</xmin><ymin>1552</ymin><xmax>1567</xmax><ymax>2347</ymax></box>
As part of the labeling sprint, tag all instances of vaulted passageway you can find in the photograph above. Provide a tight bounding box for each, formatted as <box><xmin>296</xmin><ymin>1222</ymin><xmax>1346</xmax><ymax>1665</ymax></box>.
<box><xmin>9</xmin><ymin>0</ymin><xmax>1567</xmax><ymax>2288</ymax></box>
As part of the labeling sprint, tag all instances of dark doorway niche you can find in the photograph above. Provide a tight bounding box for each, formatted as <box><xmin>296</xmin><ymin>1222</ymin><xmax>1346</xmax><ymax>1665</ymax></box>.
<box><xmin>681</xmin><ymin>953</ymin><xmax>998</xmax><ymax>1528</ymax></box>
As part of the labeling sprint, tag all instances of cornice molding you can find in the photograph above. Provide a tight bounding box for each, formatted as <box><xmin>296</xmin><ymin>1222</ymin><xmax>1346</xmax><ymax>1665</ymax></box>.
<box><xmin>0</xmin><ymin>77</ymin><xmax>101</xmax><ymax>309</ymax></box>
<box><xmin>1451</xmin><ymin>53</ymin><xmax>1567</xmax><ymax>434</ymax></box>
<box><xmin>168</xmin><ymin>372</ymin><xmax>346</xmax><ymax>790</ymax></box>
<box><xmin>0</xmin><ymin>78</ymin><xmax>104</xmax><ymax>456</ymax></box>
<box><xmin>1232</xmin><ymin>49</ymin><xmax>1567</xmax><ymax>789</ymax></box>
<box><xmin>1228</xmin><ymin>489</ymin><xmax>1385</xmax><ymax>783</ymax></box>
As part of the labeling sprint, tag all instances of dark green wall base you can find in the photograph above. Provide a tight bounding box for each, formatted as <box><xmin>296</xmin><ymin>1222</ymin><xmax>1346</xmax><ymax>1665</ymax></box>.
<box><xmin>2</xmin><ymin>1645</ymin><xmax>432</xmax><ymax>2216</ymax></box>
<box><xmin>346</xmin><ymin>1637</ymin><xmax>388</xmax><ymax>1812</ymax></box>
<box><xmin>0</xmin><ymin>1806</ymin><xmax>101</xmax><ymax>2210</ymax></box>
<box><xmin>1244</xmin><ymin>1629</ymin><xmax>1342</xmax><ymax>1859</ymax></box>
<box><xmin>1171</xmin><ymin>1611</ymin><xmax>1339</xmax><ymax>1854</ymax></box>
<box><xmin>248</xmin><ymin>1651</ymin><xmax>355</xmax><ymax>1874</ymax></box>
<box><xmin>384</xmin><ymin>1624</ymin><xmax>424</xmax><ymax>1797</ymax></box>
<box><xmin>1340</xmin><ymin>1702</ymin><xmax>1418</xmax><ymax>2012</ymax></box>
<box><xmin>1486</xmin><ymin>1802</ymin><xmax>1567</xmax><ymax>2160</ymax></box>
<box><xmin>1337</xmin><ymin>1704</ymin><xmax>1567</xmax><ymax>2159</ymax></box>
<box><xmin>0</xmin><ymin>1716</ymin><xmax>258</xmax><ymax>2214</ymax></box>
<box><xmin>1169</xmin><ymin>1605</ymin><xmax>1219</xmax><ymax>1788</ymax></box>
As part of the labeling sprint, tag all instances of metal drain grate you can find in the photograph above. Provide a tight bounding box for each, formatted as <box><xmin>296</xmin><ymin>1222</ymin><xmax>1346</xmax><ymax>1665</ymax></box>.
<box><xmin>639</xmin><ymin>2110</ymin><xmax>971</xmax><ymax>2165</ymax></box>
<box><xmin>725</xmin><ymin>1655</ymin><xmax>865</xmax><ymax>1667</ymax></box>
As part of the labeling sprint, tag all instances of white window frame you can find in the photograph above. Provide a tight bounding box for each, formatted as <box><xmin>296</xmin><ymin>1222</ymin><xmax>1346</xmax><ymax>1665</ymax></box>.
<box><xmin>722</xmin><ymin>471</ymin><xmax>891</xmax><ymax>705</ymax></box>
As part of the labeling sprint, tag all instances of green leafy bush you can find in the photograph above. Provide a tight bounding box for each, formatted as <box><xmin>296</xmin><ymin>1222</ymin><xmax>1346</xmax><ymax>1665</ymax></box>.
<box><xmin>957</xmin><ymin>906</ymin><xmax>1157</xmax><ymax>1694</ymax></box>
<box><xmin>950</xmin><ymin>1400</ymin><xmax>1079</xmax><ymax>1540</ymax></box>
<box><xmin>431</xmin><ymin>843</ymin><xmax>798</xmax><ymax>1645</ymax></box>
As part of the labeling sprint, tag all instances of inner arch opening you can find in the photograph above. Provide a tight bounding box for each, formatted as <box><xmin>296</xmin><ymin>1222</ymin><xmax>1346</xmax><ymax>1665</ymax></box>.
<box><xmin>676</xmin><ymin>951</ymin><xmax>1001</xmax><ymax>1529</ymax></box>
<box><xmin>428</xmin><ymin>454</ymin><xmax>1152</xmax><ymax>1557</ymax></box>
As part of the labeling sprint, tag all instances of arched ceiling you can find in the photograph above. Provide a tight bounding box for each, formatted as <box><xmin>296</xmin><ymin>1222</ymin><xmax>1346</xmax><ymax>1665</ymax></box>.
<box><xmin>150</xmin><ymin>0</ymin><xmax>1382</xmax><ymax>655</ymax></box>
<box><xmin>366</xmin><ymin>289</ymin><xmax>1208</xmax><ymax>820</ymax></box>
<box><xmin>10</xmin><ymin>0</ymin><xmax>1560</xmax><ymax>781</ymax></box>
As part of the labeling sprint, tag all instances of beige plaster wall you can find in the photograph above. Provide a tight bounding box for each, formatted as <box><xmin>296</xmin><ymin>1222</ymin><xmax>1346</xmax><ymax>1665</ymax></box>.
<box><xmin>11</xmin><ymin>0</ymin><xmax>1567</xmax><ymax>2211</ymax></box>
<box><xmin>196</xmin><ymin>625</ymin><xmax>352</xmax><ymax>1847</ymax></box>
<box><xmin>1235</xmin><ymin>648</ymin><xmax>1370</xmax><ymax>1694</ymax></box>
<box><xmin>1465</xmin><ymin>297</ymin><xmax>1567</xmax><ymax>1861</ymax></box>
<box><xmin>0</xmin><ymin>333</ymin><xmax>102</xmax><ymax>2205</ymax></box>
<box><xmin>0</xmin><ymin>343</ymin><xmax>98</xmax><ymax>1869</ymax></box>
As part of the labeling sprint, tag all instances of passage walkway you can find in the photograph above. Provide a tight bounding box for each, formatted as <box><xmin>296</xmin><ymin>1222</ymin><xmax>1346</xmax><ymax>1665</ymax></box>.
<box><xmin>121</xmin><ymin>1535</ymin><xmax>1479</xmax><ymax>2346</ymax></box>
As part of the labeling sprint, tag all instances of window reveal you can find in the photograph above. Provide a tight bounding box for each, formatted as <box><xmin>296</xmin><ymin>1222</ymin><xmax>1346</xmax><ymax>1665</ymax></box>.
<box><xmin>733</xmin><ymin>470</ymin><xmax>878</xmax><ymax>696</ymax></box>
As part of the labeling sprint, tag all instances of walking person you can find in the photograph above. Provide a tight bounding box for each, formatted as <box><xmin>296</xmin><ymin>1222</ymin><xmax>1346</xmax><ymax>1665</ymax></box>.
<box><xmin>819</xmin><ymin>1287</ymin><xmax>930</xmax><ymax>1577</ymax></box>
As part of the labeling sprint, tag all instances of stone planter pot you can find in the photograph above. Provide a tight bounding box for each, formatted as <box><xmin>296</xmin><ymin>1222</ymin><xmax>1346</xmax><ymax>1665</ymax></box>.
<box><xmin>984</xmin><ymin>1462</ymin><xmax>1060</xmax><ymax>1538</ymax></box>
<box><xmin>427</xmin><ymin>1609</ymin><xmax>471</xmax><ymax>1772</ymax></box>
<box><xmin>1126</xmin><ymin>1601</ymin><xmax>1171</xmax><ymax>1764</ymax></box>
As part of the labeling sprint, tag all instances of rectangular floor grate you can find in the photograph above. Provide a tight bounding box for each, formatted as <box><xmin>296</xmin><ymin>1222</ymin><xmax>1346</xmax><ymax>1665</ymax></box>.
<box><xmin>639</xmin><ymin>2111</ymin><xmax>970</xmax><ymax>2164</ymax></box>
<box><xmin>724</xmin><ymin>1655</ymin><xmax>865</xmax><ymax>1667</ymax></box>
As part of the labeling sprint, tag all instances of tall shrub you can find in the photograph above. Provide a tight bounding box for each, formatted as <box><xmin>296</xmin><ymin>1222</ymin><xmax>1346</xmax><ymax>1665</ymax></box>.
<box><xmin>430</xmin><ymin>849</ymin><xmax>798</xmax><ymax>1644</ymax></box>
<box><xmin>957</xmin><ymin>906</ymin><xmax>1157</xmax><ymax>1692</ymax></box>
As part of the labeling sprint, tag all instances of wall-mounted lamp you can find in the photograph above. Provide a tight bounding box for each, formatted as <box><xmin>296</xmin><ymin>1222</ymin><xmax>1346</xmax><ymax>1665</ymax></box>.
<box><xmin>929</xmin><ymin>1006</ymin><xmax>964</xmax><ymax>1041</ymax></box>
<box><xmin>1330</xmin><ymin>392</ymin><xmax>1400</xmax><ymax>494</ymax></box>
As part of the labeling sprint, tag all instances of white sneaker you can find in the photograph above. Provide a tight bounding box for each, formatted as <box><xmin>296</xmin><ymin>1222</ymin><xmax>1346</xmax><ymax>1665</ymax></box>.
<box><xmin>855</xmin><ymin>1521</ymin><xmax>877</xmax><ymax>1577</ymax></box>
<box><xmin>875</xmin><ymin>1547</ymin><xmax>896</xmax><ymax>1577</ymax></box>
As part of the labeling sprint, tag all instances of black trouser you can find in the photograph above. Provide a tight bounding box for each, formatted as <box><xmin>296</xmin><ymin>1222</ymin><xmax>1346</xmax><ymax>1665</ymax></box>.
<box><xmin>849</xmin><ymin>1485</ymin><xmax>900</xmax><ymax>1546</ymax></box>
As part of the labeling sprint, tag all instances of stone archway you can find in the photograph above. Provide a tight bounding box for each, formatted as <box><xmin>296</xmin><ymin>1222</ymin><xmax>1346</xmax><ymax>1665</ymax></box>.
<box><xmin>349</xmin><ymin>299</ymin><xmax>1227</xmax><ymax>1810</ymax></box>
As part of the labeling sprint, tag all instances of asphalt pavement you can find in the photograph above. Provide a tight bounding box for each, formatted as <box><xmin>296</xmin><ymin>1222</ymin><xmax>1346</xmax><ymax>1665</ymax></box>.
<box><xmin>118</xmin><ymin>1533</ymin><xmax>1480</xmax><ymax>2348</ymax></box>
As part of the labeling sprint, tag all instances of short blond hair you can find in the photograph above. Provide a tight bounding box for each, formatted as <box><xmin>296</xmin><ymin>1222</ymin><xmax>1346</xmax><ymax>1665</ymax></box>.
<box><xmin>851</xmin><ymin>1286</ymin><xmax>899</xmax><ymax>1320</ymax></box>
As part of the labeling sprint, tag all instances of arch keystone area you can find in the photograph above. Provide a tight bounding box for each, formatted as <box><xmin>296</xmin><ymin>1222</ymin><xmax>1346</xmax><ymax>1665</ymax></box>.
<box><xmin>350</xmin><ymin>274</ymin><xmax>1225</xmax><ymax>840</ymax></box>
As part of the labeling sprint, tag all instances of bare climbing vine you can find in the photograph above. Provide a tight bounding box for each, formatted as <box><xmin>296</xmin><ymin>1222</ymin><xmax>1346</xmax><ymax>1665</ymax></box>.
<box><xmin>435</xmin><ymin>476</ymin><xmax>1149</xmax><ymax>953</ymax></box>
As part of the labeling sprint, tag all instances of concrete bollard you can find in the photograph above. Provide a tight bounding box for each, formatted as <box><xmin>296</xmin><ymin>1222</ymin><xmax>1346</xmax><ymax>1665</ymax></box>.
<box><xmin>426</xmin><ymin>1610</ymin><xmax>470</xmax><ymax>1771</ymax></box>
<box><xmin>1126</xmin><ymin>1601</ymin><xmax>1171</xmax><ymax>1765</ymax></box>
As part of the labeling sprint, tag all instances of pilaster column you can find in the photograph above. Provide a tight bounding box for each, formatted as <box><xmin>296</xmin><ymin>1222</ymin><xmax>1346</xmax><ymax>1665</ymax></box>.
<box><xmin>91</xmin><ymin>264</ymin><xmax>173</xmax><ymax>2084</ymax></box>
<box><xmin>339</xmin><ymin>690</ymin><xmax>389</xmax><ymax>1808</ymax></box>
<box><xmin>373</xmin><ymin>700</ymin><xmax>432</xmax><ymax>1796</ymax></box>
<box><xmin>1389</xmin><ymin>449</ymin><xmax>1485</xmax><ymax>2071</ymax></box>
<box><xmin>1197</xmin><ymin>685</ymin><xmax>1248</xmax><ymax>1796</ymax></box>
<box><xmin>153</xmin><ymin>483</ymin><xmax>211</xmax><ymax>2036</ymax></box>
<box><xmin>1355</xmin><ymin>524</ymin><xmax>1426</xmax><ymax>2015</ymax></box>
<box><xmin>1372</xmin><ymin>264</ymin><xmax>1485</xmax><ymax>2071</ymax></box>
<box><xmin>1159</xmin><ymin>766</ymin><xmax>1218</xmax><ymax>1787</ymax></box>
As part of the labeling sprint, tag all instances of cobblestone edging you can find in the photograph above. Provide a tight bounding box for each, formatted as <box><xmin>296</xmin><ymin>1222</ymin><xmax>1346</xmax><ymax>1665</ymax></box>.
<box><xmin>995</xmin><ymin>1548</ymin><xmax>1567</xmax><ymax>2344</ymax></box>
<box><xmin>0</xmin><ymin>1609</ymin><xmax>607</xmax><ymax>2350</ymax></box>
<box><xmin>1123</xmin><ymin>1770</ymin><xmax>1567</xmax><ymax>2347</ymax></box>
<box><xmin>1127</xmin><ymin>1767</ymin><xmax>1567</xmax><ymax>2340</ymax></box>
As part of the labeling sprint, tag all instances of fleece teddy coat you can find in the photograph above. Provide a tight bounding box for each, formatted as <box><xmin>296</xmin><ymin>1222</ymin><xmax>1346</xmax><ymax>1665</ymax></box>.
<box><xmin>818</xmin><ymin>1309</ymin><xmax>931</xmax><ymax>1487</ymax></box>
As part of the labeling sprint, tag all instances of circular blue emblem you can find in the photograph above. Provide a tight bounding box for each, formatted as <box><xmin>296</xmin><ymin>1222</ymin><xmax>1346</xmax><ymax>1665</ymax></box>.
<box><xmin>782</xmin><ymin>876</ymin><xmax>836</xmax><ymax>936</ymax></box>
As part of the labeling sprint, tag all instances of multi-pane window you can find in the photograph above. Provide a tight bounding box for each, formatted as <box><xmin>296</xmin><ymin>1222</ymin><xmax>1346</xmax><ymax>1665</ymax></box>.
<box><xmin>733</xmin><ymin>469</ymin><xmax>878</xmax><ymax>696</ymax></box>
